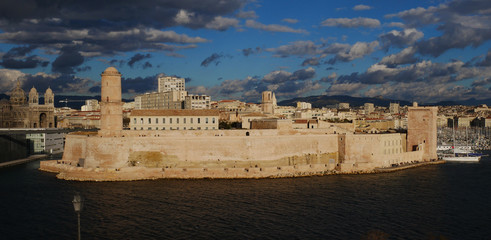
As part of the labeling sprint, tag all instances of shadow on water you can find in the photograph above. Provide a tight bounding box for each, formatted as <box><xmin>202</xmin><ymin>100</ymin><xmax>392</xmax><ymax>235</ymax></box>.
<box><xmin>1</xmin><ymin>152</ymin><xmax>491</xmax><ymax>239</ymax></box>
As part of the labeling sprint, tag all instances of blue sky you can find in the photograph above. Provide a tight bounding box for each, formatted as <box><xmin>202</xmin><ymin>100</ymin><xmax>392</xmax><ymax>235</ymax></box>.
<box><xmin>1</xmin><ymin>0</ymin><xmax>491</xmax><ymax>103</ymax></box>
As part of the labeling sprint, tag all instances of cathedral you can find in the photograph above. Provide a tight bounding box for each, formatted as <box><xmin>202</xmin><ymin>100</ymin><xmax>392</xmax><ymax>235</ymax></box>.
<box><xmin>0</xmin><ymin>81</ymin><xmax>55</xmax><ymax>128</ymax></box>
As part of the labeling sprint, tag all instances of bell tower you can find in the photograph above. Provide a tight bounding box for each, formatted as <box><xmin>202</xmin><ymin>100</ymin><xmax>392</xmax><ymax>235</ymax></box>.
<box><xmin>99</xmin><ymin>67</ymin><xmax>123</xmax><ymax>136</ymax></box>
<box><xmin>28</xmin><ymin>87</ymin><xmax>39</xmax><ymax>106</ymax></box>
<box><xmin>261</xmin><ymin>91</ymin><xmax>274</xmax><ymax>114</ymax></box>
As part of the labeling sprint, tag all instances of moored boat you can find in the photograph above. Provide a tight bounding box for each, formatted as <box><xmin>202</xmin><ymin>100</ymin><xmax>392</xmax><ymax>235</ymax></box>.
<box><xmin>441</xmin><ymin>154</ymin><xmax>480</xmax><ymax>162</ymax></box>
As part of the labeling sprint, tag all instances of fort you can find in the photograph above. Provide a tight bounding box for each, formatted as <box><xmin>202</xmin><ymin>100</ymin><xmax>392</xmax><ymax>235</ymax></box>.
<box><xmin>40</xmin><ymin>67</ymin><xmax>439</xmax><ymax>181</ymax></box>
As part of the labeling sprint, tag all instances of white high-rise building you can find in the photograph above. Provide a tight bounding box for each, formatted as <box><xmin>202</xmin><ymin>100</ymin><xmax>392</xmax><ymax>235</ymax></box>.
<box><xmin>158</xmin><ymin>75</ymin><xmax>185</xmax><ymax>92</ymax></box>
<box><xmin>296</xmin><ymin>102</ymin><xmax>312</xmax><ymax>110</ymax></box>
<box><xmin>364</xmin><ymin>103</ymin><xmax>374</xmax><ymax>114</ymax></box>
<box><xmin>390</xmin><ymin>103</ymin><xmax>400</xmax><ymax>114</ymax></box>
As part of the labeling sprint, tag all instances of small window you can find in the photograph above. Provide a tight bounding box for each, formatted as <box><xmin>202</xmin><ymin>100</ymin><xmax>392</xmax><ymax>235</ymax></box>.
<box><xmin>177</xmin><ymin>118</ymin><xmax>179</xmax><ymax>124</ymax></box>
<box><xmin>170</xmin><ymin>118</ymin><xmax>172</xmax><ymax>124</ymax></box>
<box><xmin>163</xmin><ymin>127</ymin><xmax>165</xmax><ymax>130</ymax></box>
<box><xmin>197</xmin><ymin>127</ymin><xmax>201</xmax><ymax>130</ymax></box>
<box><xmin>156</xmin><ymin>118</ymin><xmax>158</xmax><ymax>124</ymax></box>
<box><xmin>212</xmin><ymin>118</ymin><xmax>215</xmax><ymax>124</ymax></box>
<box><xmin>198</xmin><ymin>118</ymin><xmax>201</xmax><ymax>124</ymax></box>
<box><xmin>133</xmin><ymin>118</ymin><xmax>136</xmax><ymax>124</ymax></box>
<box><xmin>163</xmin><ymin>118</ymin><xmax>166</xmax><ymax>124</ymax></box>
<box><xmin>191</xmin><ymin>118</ymin><xmax>193</xmax><ymax>124</ymax></box>
<box><xmin>148</xmin><ymin>118</ymin><xmax>151</xmax><ymax>124</ymax></box>
<box><xmin>148</xmin><ymin>127</ymin><xmax>152</xmax><ymax>130</ymax></box>
<box><xmin>140</xmin><ymin>118</ymin><xmax>143</xmax><ymax>124</ymax></box>
<box><xmin>206</xmin><ymin>118</ymin><xmax>209</xmax><ymax>124</ymax></box>
<box><xmin>184</xmin><ymin>118</ymin><xmax>186</xmax><ymax>124</ymax></box>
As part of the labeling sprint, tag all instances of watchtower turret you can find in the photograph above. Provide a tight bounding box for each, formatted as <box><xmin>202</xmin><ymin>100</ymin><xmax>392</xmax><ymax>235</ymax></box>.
<box><xmin>99</xmin><ymin>67</ymin><xmax>123</xmax><ymax>136</ymax></box>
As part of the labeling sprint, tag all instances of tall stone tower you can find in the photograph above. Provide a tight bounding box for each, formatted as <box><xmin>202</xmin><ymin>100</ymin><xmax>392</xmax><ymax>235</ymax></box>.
<box><xmin>407</xmin><ymin>105</ymin><xmax>438</xmax><ymax>161</ymax></box>
<box><xmin>261</xmin><ymin>91</ymin><xmax>274</xmax><ymax>114</ymax></box>
<box><xmin>99</xmin><ymin>67</ymin><xmax>123</xmax><ymax>136</ymax></box>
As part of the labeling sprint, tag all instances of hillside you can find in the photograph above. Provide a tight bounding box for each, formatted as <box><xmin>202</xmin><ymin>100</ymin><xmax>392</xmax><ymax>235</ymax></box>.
<box><xmin>278</xmin><ymin>95</ymin><xmax>412</xmax><ymax>108</ymax></box>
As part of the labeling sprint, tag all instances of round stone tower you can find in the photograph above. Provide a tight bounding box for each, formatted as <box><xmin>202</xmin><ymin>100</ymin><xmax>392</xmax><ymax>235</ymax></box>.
<box><xmin>99</xmin><ymin>67</ymin><xmax>123</xmax><ymax>136</ymax></box>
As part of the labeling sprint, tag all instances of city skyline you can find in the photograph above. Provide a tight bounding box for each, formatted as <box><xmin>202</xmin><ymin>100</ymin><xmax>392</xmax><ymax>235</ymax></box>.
<box><xmin>1</xmin><ymin>0</ymin><xmax>491</xmax><ymax>103</ymax></box>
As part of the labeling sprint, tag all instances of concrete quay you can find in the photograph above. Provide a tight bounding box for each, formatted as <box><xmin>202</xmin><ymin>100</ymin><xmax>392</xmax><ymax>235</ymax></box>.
<box><xmin>0</xmin><ymin>154</ymin><xmax>47</xmax><ymax>169</ymax></box>
<box><xmin>374</xmin><ymin>160</ymin><xmax>445</xmax><ymax>173</ymax></box>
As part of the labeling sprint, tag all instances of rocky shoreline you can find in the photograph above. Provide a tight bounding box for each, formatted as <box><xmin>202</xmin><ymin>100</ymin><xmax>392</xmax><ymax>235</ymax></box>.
<box><xmin>39</xmin><ymin>159</ymin><xmax>445</xmax><ymax>182</ymax></box>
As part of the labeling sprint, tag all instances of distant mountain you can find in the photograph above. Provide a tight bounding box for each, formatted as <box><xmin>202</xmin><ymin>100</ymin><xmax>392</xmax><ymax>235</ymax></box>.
<box><xmin>430</xmin><ymin>98</ymin><xmax>491</xmax><ymax>106</ymax></box>
<box><xmin>278</xmin><ymin>95</ymin><xmax>491</xmax><ymax>108</ymax></box>
<box><xmin>278</xmin><ymin>95</ymin><xmax>412</xmax><ymax>108</ymax></box>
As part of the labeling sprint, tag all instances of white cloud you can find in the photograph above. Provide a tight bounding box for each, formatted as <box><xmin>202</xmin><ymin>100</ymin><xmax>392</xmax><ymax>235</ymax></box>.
<box><xmin>379</xmin><ymin>28</ymin><xmax>424</xmax><ymax>49</ymax></box>
<box><xmin>0</xmin><ymin>69</ymin><xmax>26</xmax><ymax>93</ymax></box>
<box><xmin>282</xmin><ymin>18</ymin><xmax>299</xmax><ymax>24</ymax></box>
<box><xmin>353</xmin><ymin>4</ymin><xmax>372</xmax><ymax>11</ymax></box>
<box><xmin>266</xmin><ymin>41</ymin><xmax>319</xmax><ymax>57</ymax></box>
<box><xmin>174</xmin><ymin>9</ymin><xmax>195</xmax><ymax>24</ymax></box>
<box><xmin>245</xmin><ymin>20</ymin><xmax>308</xmax><ymax>34</ymax></box>
<box><xmin>236</xmin><ymin>10</ymin><xmax>258</xmax><ymax>19</ymax></box>
<box><xmin>321</xmin><ymin>17</ymin><xmax>380</xmax><ymax>28</ymax></box>
<box><xmin>379</xmin><ymin>46</ymin><xmax>418</xmax><ymax>65</ymax></box>
<box><xmin>205</xmin><ymin>16</ymin><xmax>239</xmax><ymax>31</ymax></box>
<box><xmin>329</xmin><ymin>41</ymin><xmax>379</xmax><ymax>63</ymax></box>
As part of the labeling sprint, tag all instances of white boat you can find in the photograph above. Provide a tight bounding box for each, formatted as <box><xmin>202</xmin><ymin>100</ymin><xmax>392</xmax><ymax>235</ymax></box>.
<box><xmin>440</xmin><ymin>125</ymin><xmax>481</xmax><ymax>162</ymax></box>
<box><xmin>441</xmin><ymin>154</ymin><xmax>480</xmax><ymax>162</ymax></box>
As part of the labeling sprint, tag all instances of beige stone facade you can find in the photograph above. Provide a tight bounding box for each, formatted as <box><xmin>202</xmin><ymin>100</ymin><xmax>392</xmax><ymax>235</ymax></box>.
<box><xmin>0</xmin><ymin>82</ymin><xmax>55</xmax><ymax>128</ymax></box>
<box><xmin>364</xmin><ymin>103</ymin><xmax>375</xmax><ymax>114</ymax></box>
<box><xmin>158</xmin><ymin>75</ymin><xmax>185</xmax><ymax>92</ymax></box>
<box><xmin>261</xmin><ymin>91</ymin><xmax>276</xmax><ymax>114</ymax></box>
<box><xmin>184</xmin><ymin>95</ymin><xmax>211</xmax><ymax>109</ymax></box>
<box><xmin>130</xmin><ymin>109</ymin><xmax>219</xmax><ymax>130</ymax></box>
<box><xmin>407</xmin><ymin>106</ymin><xmax>438</xmax><ymax>161</ymax></box>
<box><xmin>99</xmin><ymin>67</ymin><xmax>123</xmax><ymax>137</ymax></box>
<box><xmin>134</xmin><ymin>91</ymin><xmax>187</xmax><ymax>110</ymax></box>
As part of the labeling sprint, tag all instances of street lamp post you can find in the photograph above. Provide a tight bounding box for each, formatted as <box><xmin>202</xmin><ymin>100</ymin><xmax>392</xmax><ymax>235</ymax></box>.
<box><xmin>72</xmin><ymin>193</ymin><xmax>83</xmax><ymax>240</ymax></box>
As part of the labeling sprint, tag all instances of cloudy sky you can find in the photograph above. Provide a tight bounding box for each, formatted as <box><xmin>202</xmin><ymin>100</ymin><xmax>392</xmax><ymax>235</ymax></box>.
<box><xmin>1</xmin><ymin>0</ymin><xmax>491</xmax><ymax>103</ymax></box>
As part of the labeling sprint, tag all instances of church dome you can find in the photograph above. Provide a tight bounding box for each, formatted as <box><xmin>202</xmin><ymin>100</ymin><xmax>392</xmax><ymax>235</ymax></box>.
<box><xmin>10</xmin><ymin>81</ymin><xmax>26</xmax><ymax>105</ymax></box>
<box><xmin>45</xmin><ymin>87</ymin><xmax>53</xmax><ymax>95</ymax></box>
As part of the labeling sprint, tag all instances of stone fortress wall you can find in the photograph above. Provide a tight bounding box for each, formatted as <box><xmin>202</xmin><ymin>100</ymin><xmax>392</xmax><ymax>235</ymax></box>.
<box><xmin>42</xmin><ymin>128</ymin><xmax>429</xmax><ymax>181</ymax></box>
<box><xmin>40</xmin><ymin>67</ymin><xmax>438</xmax><ymax>181</ymax></box>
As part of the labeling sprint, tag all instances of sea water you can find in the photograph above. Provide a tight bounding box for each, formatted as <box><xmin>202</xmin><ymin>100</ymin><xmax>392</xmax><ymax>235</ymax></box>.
<box><xmin>1</xmin><ymin>152</ymin><xmax>490</xmax><ymax>239</ymax></box>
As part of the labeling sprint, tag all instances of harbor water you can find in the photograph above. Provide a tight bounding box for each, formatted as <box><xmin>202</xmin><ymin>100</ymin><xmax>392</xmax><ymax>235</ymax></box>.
<box><xmin>1</xmin><ymin>152</ymin><xmax>491</xmax><ymax>239</ymax></box>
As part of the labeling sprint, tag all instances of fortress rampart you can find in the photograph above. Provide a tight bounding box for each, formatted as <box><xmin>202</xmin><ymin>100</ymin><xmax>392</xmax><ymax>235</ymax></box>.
<box><xmin>39</xmin><ymin>67</ymin><xmax>438</xmax><ymax>181</ymax></box>
<box><xmin>40</xmin><ymin>129</ymin><xmax>430</xmax><ymax>181</ymax></box>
